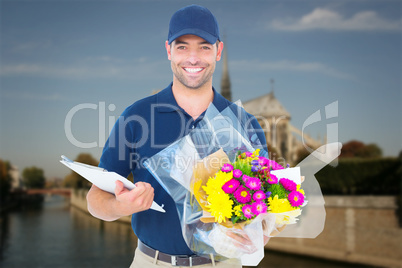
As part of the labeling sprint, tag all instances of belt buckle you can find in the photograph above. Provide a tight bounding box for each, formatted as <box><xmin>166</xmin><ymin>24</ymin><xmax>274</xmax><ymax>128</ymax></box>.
<box><xmin>171</xmin><ymin>256</ymin><xmax>193</xmax><ymax>267</ymax></box>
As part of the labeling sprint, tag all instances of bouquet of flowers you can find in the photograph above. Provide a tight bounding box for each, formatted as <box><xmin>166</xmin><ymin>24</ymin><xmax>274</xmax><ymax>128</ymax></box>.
<box><xmin>194</xmin><ymin>149</ymin><xmax>306</xmax><ymax>227</ymax></box>
<box><xmin>144</xmin><ymin>101</ymin><xmax>325</xmax><ymax>266</ymax></box>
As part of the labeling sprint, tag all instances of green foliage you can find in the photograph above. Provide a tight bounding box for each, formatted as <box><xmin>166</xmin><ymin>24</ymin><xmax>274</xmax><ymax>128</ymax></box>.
<box><xmin>22</xmin><ymin>166</ymin><xmax>46</xmax><ymax>189</ymax></box>
<box><xmin>233</xmin><ymin>160</ymin><xmax>252</xmax><ymax>176</ymax></box>
<box><xmin>315</xmin><ymin>157</ymin><xmax>400</xmax><ymax>195</ymax></box>
<box><xmin>63</xmin><ymin>153</ymin><xmax>98</xmax><ymax>189</ymax></box>
<box><xmin>0</xmin><ymin>159</ymin><xmax>12</xmax><ymax>202</ymax></box>
<box><xmin>266</xmin><ymin>183</ymin><xmax>287</xmax><ymax>199</ymax></box>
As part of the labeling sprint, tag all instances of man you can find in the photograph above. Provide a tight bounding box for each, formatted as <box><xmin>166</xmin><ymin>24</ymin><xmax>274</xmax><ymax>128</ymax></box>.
<box><xmin>86</xmin><ymin>5</ymin><xmax>268</xmax><ymax>267</ymax></box>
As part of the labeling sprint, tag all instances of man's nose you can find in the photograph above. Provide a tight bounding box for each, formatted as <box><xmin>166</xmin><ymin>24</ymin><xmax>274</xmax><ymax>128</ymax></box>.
<box><xmin>187</xmin><ymin>50</ymin><xmax>200</xmax><ymax>65</ymax></box>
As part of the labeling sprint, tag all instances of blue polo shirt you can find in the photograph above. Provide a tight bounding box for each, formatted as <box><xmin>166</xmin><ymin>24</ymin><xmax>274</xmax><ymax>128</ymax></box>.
<box><xmin>99</xmin><ymin>83</ymin><xmax>268</xmax><ymax>255</ymax></box>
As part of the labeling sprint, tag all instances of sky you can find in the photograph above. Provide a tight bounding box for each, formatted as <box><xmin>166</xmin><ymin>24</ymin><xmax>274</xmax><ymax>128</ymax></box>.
<box><xmin>1</xmin><ymin>0</ymin><xmax>401</xmax><ymax>179</ymax></box>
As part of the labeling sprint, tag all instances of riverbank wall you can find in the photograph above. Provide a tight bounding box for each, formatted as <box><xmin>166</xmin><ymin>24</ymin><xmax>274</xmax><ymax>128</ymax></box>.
<box><xmin>266</xmin><ymin>196</ymin><xmax>401</xmax><ymax>268</ymax></box>
<box><xmin>70</xmin><ymin>190</ymin><xmax>401</xmax><ymax>267</ymax></box>
<box><xmin>70</xmin><ymin>189</ymin><xmax>131</xmax><ymax>224</ymax></box>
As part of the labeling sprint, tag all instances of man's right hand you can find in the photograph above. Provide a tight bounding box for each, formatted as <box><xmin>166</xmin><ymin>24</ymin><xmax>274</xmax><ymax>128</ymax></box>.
<box><xmin>114</xmin><ymin>180</ymin><xmax>155</xmax><ymax>216</ymax></box>
<box><xmin>86</xmin><ymin>180</ymin><xmax>154</xmax><ymax>222</ymax></box>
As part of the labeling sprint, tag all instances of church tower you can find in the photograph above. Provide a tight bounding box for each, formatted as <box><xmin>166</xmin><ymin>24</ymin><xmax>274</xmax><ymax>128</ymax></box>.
<box><xmin>220</xmin><ymin>40</ymin><xmax>232</xmax><ymax>101</ymax></box>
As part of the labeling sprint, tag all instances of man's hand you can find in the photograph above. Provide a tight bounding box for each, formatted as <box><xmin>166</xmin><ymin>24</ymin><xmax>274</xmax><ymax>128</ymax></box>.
<box><xmin>225</xmin><ymin>229</ymin><xmax>257</xmax><ymax>254</ymax></box>
<box><xmin>113</xmin><ymin>180</ymin><xmax>155</xmax><ymax>216</ymax></box>
<box><xmin>86</xmin><ymin>180</ymin><xmax>154</xmax><ymax>222</ymax></box>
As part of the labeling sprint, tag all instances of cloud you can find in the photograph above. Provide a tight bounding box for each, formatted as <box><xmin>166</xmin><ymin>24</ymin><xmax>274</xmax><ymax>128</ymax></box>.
<box><xmin>270</xmin><ymin>8</ymin><xmax>401</xmax><ymax>31</ymax></box>
<box><xmin>231</xmin><ymin>59</ymin><xmax>354</xmax><ymax>80</ymax></box>
<box><xmin>0</xmin><ymin>57</ymin><xmax>169</xmax><ymax>80</ymax></box>
<box><xmin>1</xmin><ymin>90</ymin><xmax>66</xmax><ymax>101</ymax></box>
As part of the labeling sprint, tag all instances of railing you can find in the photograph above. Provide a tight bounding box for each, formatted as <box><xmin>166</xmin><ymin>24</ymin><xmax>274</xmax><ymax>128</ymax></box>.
<box><xmin>25</xmin><ymin>188</ymin><xmax>72</xmax><ymax>197</ymax></box>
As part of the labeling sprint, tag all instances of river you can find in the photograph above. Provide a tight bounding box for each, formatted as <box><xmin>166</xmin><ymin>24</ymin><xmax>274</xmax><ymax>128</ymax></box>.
<box><xmin>0</xmin><ymin>195</ymin><xmax>369</xmax><ymax>267</ymax></box>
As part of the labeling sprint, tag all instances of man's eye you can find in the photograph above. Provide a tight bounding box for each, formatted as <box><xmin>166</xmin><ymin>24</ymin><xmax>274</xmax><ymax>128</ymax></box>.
<box><xmin>202</xmin><ymin>46</ymin><xmax>211</xmax><ymax>50</ymax></box>
<box><xmin>177</xmin><ymin>46</ymin><xmax>186</xmax><ymax>50</ymax></box>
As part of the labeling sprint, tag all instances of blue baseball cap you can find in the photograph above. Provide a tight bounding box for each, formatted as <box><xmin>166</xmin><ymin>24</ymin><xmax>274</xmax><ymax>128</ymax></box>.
<box><xmin>168</xmin><ymin>5</ymin><xmax>220</xmax><ymax>45</ymax></box>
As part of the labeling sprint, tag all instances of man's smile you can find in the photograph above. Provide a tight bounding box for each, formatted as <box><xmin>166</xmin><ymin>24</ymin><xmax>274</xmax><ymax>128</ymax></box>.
<box><xmin>183</xmin><ymin>67</ymin><xmax>204</xmax><ymax>73</ymax></box>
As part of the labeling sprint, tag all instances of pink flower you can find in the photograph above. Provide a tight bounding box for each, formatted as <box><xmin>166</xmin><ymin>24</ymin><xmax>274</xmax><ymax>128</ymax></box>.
<box><xmin>234</xmin><ymin>186</ymin><xmax>252</xmax><ymax>204</ymax></box>
<box><xmin>222</xmin><ymin>179</ymin><xmax>240</xmax><ymax>194</ymax></box>
<box><xmin>242</xmin><ymin>204</ymin><xmax>255</xmax><ymax>219</ymax></box>
<box><xmin>245</xmin><ymin>152</ymin><xmax>253</xmax><ymax>157</ymax></box>
<box><xmin>233</xmin><ymin>169</ymin><xmax>243</xmax><ymax>178</ymax></box>
<box><xmin>252</xmin><ymin>201</ymin><xmax>268</xmax><ymax>216</ymax></box>
<box><xmin>242</xmin><ymin>175</ymin><xmax>252</xmax><ymax>183</ymax></box>
<box><xmin>253</xmin><ymin>190</ymin><xmax>266</xmax><ymax>201</ymax></box>
<box><xmin>221</xmin><ymin>163</ymin><xmax>234</xmax><ymax>172</ymax></box>
<box><xmin>280</xmin><ymin>178</ymin><xmax>297</xmax><ymax>191</ymax></box>
<box><xmin>288</xmin><ymin>191</ymin><xmax>304</xmax><ymax>207</ymax></box>
<box><xmin>245</xmin><ymin>177</ymin><xmax>262</xmax><ymax>190</ymax></box>
<box><xmin>258</xmin><ymin>157</ymin><xmax>269</xmax><ymax>166</ymax></box>
<box><xmin>267</xmin><ymin>174</ymin><xmax>278</xmax><ymax>184</ymax></box>
<box><xmin>269</xmin><ymin>160</ymin><xmax>284</xmax><ymax>170</ymax></box>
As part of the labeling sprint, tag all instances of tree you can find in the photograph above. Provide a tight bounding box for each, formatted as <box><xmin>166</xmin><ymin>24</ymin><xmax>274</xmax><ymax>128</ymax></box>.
<box><xmin>63</xmin><ymin>153</ymin><xmax>98</xmax><ymax>189</ymax></box>
<box><xmin>294</xmin><ymin>146</ymin><xmax>311</xmax><ymax>164</ymax></box>
<box><xmin>340</xmin><ymin>140</ymin><xmax>383</xmax><ymax>158</ymax></box>
<box><xmin>0</xmin><ymin>159</ymin><xmax>12</xmax><ymax>202</ymax></box>
<box><xmin>361</xmin><ymin>143</ymin><xmax>382</xmax><ymax>158</ymax></box>
<box><xmin>22</xmin><ymin>166</ymin><xmax>46</xmax><ymax>189</ymax></box>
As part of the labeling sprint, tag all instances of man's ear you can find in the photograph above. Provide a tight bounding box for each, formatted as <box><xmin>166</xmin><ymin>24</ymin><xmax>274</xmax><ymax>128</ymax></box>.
<box><xmin>216</xmin><ymin>41</ymin><xmax>224</xmax><ymax>61</ymax></box>
<box><xmin>165</xmin><ymin>40</ymin><xmax>171</xmax><ymax>60</ymax></box>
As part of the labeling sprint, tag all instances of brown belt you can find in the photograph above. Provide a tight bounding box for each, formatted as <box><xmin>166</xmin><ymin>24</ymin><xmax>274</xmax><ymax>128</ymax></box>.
<box><xmin>138</xmin><ymin>240</ymin><xmax>215</xmax><ymax>266</ymax></box>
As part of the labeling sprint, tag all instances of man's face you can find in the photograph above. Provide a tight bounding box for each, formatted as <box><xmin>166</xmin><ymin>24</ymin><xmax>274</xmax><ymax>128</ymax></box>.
<box><xmin>166</xmin><ymin>34</ymin><xmax>223</xmax><ymax>90</ymax></box>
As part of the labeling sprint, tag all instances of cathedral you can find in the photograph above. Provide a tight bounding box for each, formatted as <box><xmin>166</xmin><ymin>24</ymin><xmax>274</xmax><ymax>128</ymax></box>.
<box><xmin>220</xmin><ymin>50</ymin><xmax>322</xmax><ymax>165</ymax></box>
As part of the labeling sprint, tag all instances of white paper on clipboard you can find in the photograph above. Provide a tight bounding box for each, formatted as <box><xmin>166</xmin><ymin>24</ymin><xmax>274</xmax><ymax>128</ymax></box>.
<box><xmin>60</xmin><ymin>155</ymin><xmax>165</xmax><ymax>213</ymax></box>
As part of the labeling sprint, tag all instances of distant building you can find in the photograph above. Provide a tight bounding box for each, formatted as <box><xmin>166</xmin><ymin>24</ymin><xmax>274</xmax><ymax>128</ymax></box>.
<box><xmin>9</xmin><ymin>164</ymin><xmax>23</xmax><ymax>190</ymax></box>
<box><xmin>220</xmin><ymin>52</ymin><xmax>322</xmax><ymax>164</ymax></box>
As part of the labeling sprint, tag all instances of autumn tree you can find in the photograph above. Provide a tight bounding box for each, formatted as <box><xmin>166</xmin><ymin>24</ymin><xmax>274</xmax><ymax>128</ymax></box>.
<box><xmin>22</xmin><ymin>166</ymin><xmax>46</xmax><ymax>189</ymax></box>
<box><xmin>340</xmin><ymin>140</ymin><xmax>382</xmax><ymax>158</ymax></box>
<box><xmin>63</xmin><ymin>153</ymin><xmax>98</xmax><ymax>189</ymax></box>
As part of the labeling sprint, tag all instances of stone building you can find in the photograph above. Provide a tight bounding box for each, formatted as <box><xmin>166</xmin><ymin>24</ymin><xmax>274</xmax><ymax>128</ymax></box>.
<box><xmin>9</xmin><ymin>164</ymin><xmax>23</xmax><ymax>190</ymax></box>
<box><xmin>220</xmin><ymin>52</ymin><xmax>322</xmax><ymax>165</ymax></box>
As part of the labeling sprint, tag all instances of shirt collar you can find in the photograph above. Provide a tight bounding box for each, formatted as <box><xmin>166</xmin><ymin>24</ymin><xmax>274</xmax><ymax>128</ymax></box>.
<box><xmin>156</xmin><ymin>82</ymin><xmax>229</xmax><ymax>113</ymax></box>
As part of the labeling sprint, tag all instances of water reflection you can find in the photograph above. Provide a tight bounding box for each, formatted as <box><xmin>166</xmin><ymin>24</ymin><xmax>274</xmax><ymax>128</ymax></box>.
<box><xmin>1</xmin><ymin>195</ymin><xmax>136</xmax><ymax>267</ymax></box>
<box><xmin>0</xmin><ymin>195</ymin><xmax>371</xmax><ymax>268</ymax></box>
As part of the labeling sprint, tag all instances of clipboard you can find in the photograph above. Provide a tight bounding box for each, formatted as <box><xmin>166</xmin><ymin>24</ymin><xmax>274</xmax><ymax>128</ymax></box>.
<box><xmin>60</xmin><ymin>155</ymin><xmax>165</xmax><ymax>213</ymax></box>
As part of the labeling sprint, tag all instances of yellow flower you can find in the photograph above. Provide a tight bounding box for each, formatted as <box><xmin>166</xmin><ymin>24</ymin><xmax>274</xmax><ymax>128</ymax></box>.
<box><xmin>296</xmin><ymin>185</ymin><xmax>305</xmax><ymax>195</ymax></box>
<box><xmin>251</xmin><ymin>149</ymin><xmax>260</xmax><ymax>159</ymax></box>
<box><xmin>234</xmin><ymin>205</ymin><xmax>243</xmax><ymax>217</ymax></box>
<box><xmin>202</xmin><ymin>171</ymin><xmax>232</xmax><ymax>196</ymax></box>
<box><xmin>206</xmin><ymin>192</ymin><xmax>234</xmax><ymax>223</ymax></box>
<box><xmin>268</xmin><ymin>195</ymin><xmax>296</xmax><ymax>213</ymax></box>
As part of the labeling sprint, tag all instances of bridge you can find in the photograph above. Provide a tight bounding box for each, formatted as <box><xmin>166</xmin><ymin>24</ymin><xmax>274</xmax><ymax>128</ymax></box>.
<box><xmin>26</xmin><ymin>188</ymin><xmax>72</xmax><ymax>197</ymax></box>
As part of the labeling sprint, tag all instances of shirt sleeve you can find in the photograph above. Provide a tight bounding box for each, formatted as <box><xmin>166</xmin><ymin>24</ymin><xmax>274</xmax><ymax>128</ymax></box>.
<box><xmin>98</xmin><ymin>112</ymin><xmax>134</xmax><ymax>178</ymax></box>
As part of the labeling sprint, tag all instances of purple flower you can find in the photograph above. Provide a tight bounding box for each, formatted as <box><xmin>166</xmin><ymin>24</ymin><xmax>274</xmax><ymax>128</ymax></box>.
<box><xmin>258</xmin><ymin>157</ymin><xmax>269</xmax><ymax>166</ymax></box>
<box><xmin>245</xmin><ymin>177</ymin><xmax>262</xmax><ymax>191</ymax></box>
<box><xmin>288</xmin><ymin>191</ymin><xmax>304</xmax><ymax>207</ymax></box>
<box><xmin>221</xmin><ymin>163</ymin><xmax>234</xmax><ymax>173</ymax></box>
<box><xmin>234</xmin><ymin>186</ymin><xmax>252</xmax><ymax>204</ymax></box>
<box><xmin>251</xmin><ymin>160</ymin><xmax>259</xmax><ymax>165</ymax></box>
<box><xmin>252</xmin><ymin>201</ymin><xmax>268</xmax><ymax>216</ymax></box>
<box><xmin>233</xmin><ymin>169</ymin><xmax>243</xmax><ymax>178</ymax></box>
<box><xmin>280</xmin><ymin>178</ymin><xmax>297</xmax><ymax>191</ymax></box>
<box><xmin>242</xmin><ymin>204</ymin><xmax>255</xmax><ymax>219</ymax></box>
<box><xmin>253</xmin><ymin>190</ymin><xmax>266</xmax><ymax>201</ymax></box>
<box><xmin>265</xmin><ymin>191</ymin><xmax>272</xmax><ymax>198</ymax></box>
<box><xmin>251</xmin><ymin>165</ymin><xmax>260</xmax><ymax>172</ymax></box>
<box><xmin>222</xmin><ymin>179</ymin><xmax>240</xmax><ymax>194</ymax></box>
<box><xmin>267</xmin><ymin>174</ymin><xmax>278</xmax><ymax>184</ymax></box>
